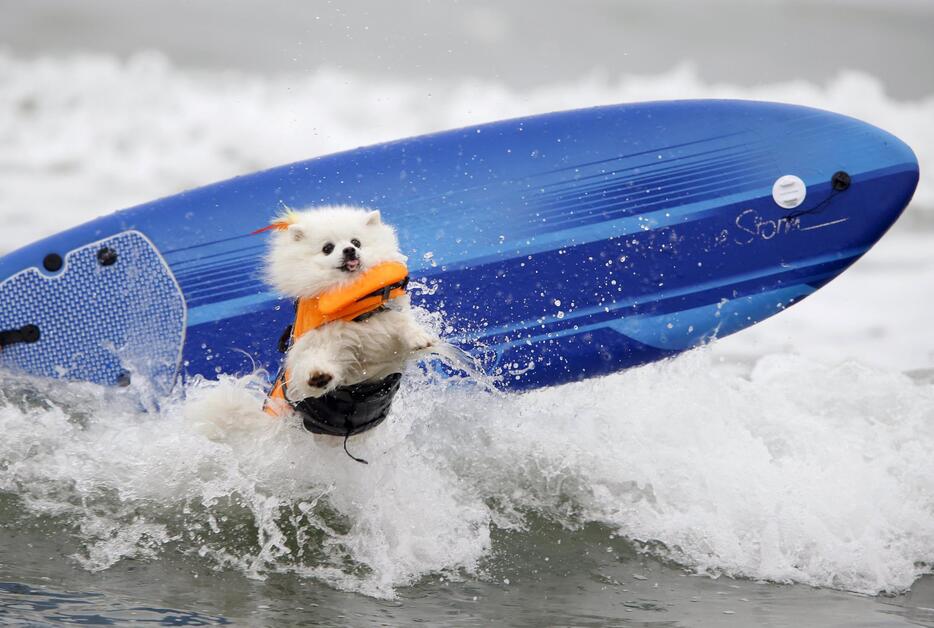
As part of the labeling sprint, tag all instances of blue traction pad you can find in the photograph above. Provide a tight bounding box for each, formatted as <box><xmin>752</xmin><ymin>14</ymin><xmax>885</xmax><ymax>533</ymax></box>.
<box><xmin>0</xmin><ymin>231</ymin><xmax>186</xmax><ymax>395</ymax></box>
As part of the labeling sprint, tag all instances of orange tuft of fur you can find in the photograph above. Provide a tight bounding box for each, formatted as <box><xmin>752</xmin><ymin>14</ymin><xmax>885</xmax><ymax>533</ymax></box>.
<box><xmin>252</xmin><ymin>210</ymin><xmax>299</xmax><ymax>235</ymax></box>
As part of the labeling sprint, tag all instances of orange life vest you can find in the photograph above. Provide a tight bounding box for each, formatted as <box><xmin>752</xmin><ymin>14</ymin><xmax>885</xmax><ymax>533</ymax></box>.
<box><xmin>265</xmin><ymin>261</ymin><xmax>409</xmax><ymax>416</ymax></box>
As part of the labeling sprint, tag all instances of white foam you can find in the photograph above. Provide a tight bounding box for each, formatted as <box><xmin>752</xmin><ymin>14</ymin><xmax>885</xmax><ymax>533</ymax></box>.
<box><xmin>1</xmin><ymin>350</ymin><xmax>932</xmax><ymax>597</ymax></box>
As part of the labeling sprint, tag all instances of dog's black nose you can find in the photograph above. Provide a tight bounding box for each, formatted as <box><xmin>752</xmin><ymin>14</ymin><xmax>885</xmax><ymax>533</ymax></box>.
<box><xmin>343</xmin><ymin>246</ymin><xmax>357</xmax><ymax>258</ymax></box>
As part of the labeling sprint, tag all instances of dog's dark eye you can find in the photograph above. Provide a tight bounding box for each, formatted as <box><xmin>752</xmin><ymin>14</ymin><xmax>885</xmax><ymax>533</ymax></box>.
<box><xmin>351</xmin><ymin>238</ymin><xmax>361</xmax><ymax>248</ymax></box>
<box><xmin>322</xmin><ymin>242</ymin><xmax>335</xmax><ymax>255</ymax></box>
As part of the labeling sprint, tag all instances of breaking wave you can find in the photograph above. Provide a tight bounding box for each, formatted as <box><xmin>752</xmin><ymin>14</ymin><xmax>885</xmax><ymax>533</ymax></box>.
<box><xmin>1</xmin><ymin>350</ymin><xmax>932</xmax><ymax>598</ymax></box>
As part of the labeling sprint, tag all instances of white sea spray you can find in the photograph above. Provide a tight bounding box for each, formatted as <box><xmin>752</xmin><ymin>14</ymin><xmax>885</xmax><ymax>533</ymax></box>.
<box><xmin>1</xmin><ymin>349</ymin><xmax>932</xmax><ymax>598</ymax></box>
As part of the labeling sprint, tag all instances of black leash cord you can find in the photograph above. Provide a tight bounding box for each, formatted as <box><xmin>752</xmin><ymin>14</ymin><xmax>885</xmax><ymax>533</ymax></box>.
<box><xmin>781</xmin><ymin>171</ymin><xmax>851</xmax><ymax>223</ymax></box>
<box><xmin>782</xmin><ymin>188</ymin><xmax>839</xmax><ymax>222</ymax></box>
<box><xmin>343</xmin><ymin>430</ymin><xmax>369</xmax><ymax>465</ymax></box>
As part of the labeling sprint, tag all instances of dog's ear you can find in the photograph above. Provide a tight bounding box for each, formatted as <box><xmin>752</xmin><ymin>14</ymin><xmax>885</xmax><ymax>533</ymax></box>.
<box><xmin>366</xmin><ymin>210</ymin><xmax>382</xmax><ymax>226</ymax></box>
<box><xmin>288</xmin><ymin>224</ymin><xmax>305</xmax><ymax>242</ymax></box>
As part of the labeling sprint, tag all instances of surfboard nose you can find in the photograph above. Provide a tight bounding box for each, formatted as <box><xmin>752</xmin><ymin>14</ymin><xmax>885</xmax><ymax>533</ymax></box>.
<box><xmin>866</xmin><ymin>123</ymin><xmax>919</xmax><ymax>223</ymax></box>
<box><xmin>764</xmin><ymin>103</ymin><xmax>919</xmax><ymax>245</ymax></box>
<box><xmin>474</xmin><ymin>102</ymin><xmax>923</xmax><ymax>389</ymax></box>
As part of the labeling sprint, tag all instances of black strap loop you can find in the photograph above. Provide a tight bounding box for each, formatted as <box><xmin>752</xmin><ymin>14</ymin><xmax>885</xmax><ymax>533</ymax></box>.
<box><xmin>351</xmin><ymin>305</ymin><xmax>387</xmax><ymax>323</ymax></box>
<box><xmin>0</xmin><ymin>324</ymin><xmax>40</xmax><ymax>349</ymax></box>
<box><xmin>355</xmin><ymin>276</ymin><xmax>409</xmax><ymax>304</ymax></box>
<box><xmin>277</xmin><ymin>324</ymin><xmax>293</xmax><ymax>353</ymax></box>
<box><xmin>781</xmin><ymin>171</ymin><xmax>851</xmax><ymax>223</ymax></box>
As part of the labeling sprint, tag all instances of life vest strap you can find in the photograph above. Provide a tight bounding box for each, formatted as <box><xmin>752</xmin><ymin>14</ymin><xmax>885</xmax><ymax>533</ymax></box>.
<box><xmin>357</xmin><ymin>276</ymin><xmax>409</xmax><ymax>305</ymax></box>
<box><xmin>277</xmin><ymin>324</ymin><xmax>293</xmax><ymax>353</ymax></box>
<box><xmin>351</xmin><ymin>304</ymin><xmax>387</xmax><ymax>323</ymax></box>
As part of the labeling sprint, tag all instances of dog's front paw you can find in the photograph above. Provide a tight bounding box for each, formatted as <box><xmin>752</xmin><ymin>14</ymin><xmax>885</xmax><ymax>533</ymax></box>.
<box><xmin>308</xmin><ymin>371</ymin><xmax>333</xmax><ymax>389</ymax></box>
<box><xmin>408</xmin><ymin>329</ymin><xmax>438</xmax><ymax>353</ymax></box>
<box><xmin>290</xmin><ymin>368</ymin><xmax>338</xmax><ymax>399</ymax></box>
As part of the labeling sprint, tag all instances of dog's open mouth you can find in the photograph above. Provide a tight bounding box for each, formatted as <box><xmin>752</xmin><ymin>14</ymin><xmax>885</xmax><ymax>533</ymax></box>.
<box><xmin>339</xmin><ymin>258</ymin><xmax>361</xmax><ymax>272</ymax></box>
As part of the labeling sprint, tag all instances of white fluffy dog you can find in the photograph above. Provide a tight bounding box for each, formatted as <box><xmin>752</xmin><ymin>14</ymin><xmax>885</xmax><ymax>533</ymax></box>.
<box><xmin>265</xmin><ymin>205</ymin><xmax>436</xmax><ymax>400</ymax></box>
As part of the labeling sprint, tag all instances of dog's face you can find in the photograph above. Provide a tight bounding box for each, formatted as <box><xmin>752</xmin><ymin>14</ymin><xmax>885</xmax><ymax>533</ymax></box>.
<box><xmin>266</xmin><ymin>206</ymin><xmax>405</xmax><ymax>298</ymax></box>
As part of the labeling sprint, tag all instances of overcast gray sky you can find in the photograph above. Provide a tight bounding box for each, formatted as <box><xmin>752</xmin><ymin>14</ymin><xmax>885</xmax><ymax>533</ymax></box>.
<box><xmin>1</xmin><ymin>0</ymin><xmax>932</xmax><ymax>98</ymax></box>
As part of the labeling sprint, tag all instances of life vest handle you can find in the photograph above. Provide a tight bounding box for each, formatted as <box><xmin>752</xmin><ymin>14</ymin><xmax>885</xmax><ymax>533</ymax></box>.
<box><xmin>356</xmin><ymin>276</ymin><xmax>409</xmax><ymax>305</ymax></box>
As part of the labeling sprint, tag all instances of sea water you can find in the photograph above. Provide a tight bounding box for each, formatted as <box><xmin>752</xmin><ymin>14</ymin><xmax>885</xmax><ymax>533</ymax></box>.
<box><xmin>1</xmin><ymin>44</ymin><xmax>934</xmax><ymax>626</ymax></box>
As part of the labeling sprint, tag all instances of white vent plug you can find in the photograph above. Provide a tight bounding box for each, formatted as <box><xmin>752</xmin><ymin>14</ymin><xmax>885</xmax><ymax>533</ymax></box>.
<box><xmin>772</xmin><ymin>175</ymin><xmax>807</xmax><ymax>209</ymax></box>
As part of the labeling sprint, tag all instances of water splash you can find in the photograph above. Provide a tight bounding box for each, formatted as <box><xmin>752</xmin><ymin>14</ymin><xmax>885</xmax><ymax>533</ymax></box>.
<box><xmin>1</xmin><ymin>349</ymin><xmax>932</xmax><ymax>598</ymax></box>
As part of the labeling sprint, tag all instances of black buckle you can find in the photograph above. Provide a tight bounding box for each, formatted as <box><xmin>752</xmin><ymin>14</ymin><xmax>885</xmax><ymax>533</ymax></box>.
<box><xmin>277</xmin><ymin>324</ymin><xmax>293</xmax><ymax>353</ymax></box>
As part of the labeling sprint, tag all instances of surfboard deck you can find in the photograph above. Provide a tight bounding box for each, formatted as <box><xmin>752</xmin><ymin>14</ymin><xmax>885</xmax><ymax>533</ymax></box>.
<box><xmin>0</xmin><ymin>100</ymin><xmax>919</xmax><ymax>394</ymax></box>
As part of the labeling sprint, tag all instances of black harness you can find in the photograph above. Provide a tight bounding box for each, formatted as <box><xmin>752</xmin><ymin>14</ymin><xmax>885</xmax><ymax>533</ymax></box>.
<box><xmin>278</xmin><ymin>371</ymin><xmax>402</xmax><ymax>438</ymax></box>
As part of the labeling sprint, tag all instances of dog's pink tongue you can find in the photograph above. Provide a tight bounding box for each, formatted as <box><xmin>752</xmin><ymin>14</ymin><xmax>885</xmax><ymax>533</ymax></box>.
<box><xmin>346</xmin><ymin>258</ymin><xmax>361</xmax><ymax>271</ymax></box>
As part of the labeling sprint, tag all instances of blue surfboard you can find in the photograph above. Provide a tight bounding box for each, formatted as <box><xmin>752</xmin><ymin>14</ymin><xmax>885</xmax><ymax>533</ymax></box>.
<box><xmin>0</xmin><ymin>100</ymin><xmax>919</xmax><ymax>395</ymax></box>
